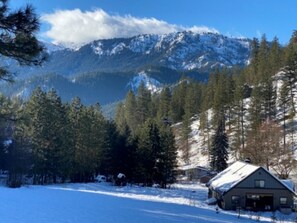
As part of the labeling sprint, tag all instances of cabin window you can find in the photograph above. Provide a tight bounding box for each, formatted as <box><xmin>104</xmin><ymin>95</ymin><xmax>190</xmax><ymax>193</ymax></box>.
<box><xmin>280</xmin><ymin>197</ymin><xmax>287</xmax><ymax>205</ymax></box>
<box><xmin>254</xmin><ymin>180</ymin><xmax>265</xmax><ymax>188</ymax></box>
<box><xmin>231</xmin><ymin>195</ymin><xmax>240</xmax><ymax>204</ymax></box>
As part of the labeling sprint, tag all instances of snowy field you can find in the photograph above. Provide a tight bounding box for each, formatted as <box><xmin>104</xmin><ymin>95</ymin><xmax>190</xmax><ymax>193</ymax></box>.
<box><xmin>0</xmin><ymin>182</ymin><xmax>296</xmax><ymax>223</ymax></box>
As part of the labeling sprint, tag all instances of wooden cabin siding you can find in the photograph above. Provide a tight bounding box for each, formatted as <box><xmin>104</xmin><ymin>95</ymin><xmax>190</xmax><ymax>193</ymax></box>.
<box><xmin>223</xmin><ymin>188</ymin><xmax>293</xmax><ymax>210</ymax></box>
<box><xmin>236</xmin><ymin>168</ymin><xmax>286</xmax><ymax>189</ymax></box>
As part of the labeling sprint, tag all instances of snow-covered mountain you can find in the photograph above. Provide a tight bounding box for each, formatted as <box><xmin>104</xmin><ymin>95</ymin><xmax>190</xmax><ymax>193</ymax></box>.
<box><xmin>89</xmin><ymin>31</ymin><xmax>250</xmax><ymax>72</ymax></box>
<box><xmin>0</xmin><ymin>31</ymin><xmax>251</xmax><ymax>106</ymax></box>
<box><xmin>5</xmin><ymin>31</ymin><xmax>250</xmax><ymax>77</ymax></box>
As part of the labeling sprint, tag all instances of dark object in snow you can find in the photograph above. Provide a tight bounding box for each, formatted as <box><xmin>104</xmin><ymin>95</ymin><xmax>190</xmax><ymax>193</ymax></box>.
<box><xmin>115</xmin><ymin>173</ymin><xmax>126</xmax><ymax>186</ymax></box>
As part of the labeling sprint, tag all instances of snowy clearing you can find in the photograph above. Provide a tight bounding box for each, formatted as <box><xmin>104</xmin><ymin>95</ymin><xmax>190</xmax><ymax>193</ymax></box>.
<box><xmin>0</xmin><ymin>182</ymin><xmax>296</xmax><ymax>223</ymax></box>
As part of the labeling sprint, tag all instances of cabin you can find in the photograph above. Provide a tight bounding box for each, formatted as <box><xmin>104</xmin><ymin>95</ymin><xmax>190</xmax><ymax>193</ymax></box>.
<box><xmin>206</xmin><ymin>161</ymin><xmax>296</xmax><ymax>212</ymax></box>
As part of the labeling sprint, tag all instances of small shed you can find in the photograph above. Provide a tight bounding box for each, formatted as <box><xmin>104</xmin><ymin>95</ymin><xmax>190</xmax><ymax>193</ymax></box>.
<box><xmin>206</xmin><ymin>161</ymin><xmax>296</xmax><ymax>211</ymax></box>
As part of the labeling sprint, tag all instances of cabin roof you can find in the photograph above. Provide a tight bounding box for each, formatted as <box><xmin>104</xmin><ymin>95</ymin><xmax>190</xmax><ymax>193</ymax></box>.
<box><xmin>207</xmin><ymin>161</ymin><xmax>296</xmax><ymax>195</ymax></box>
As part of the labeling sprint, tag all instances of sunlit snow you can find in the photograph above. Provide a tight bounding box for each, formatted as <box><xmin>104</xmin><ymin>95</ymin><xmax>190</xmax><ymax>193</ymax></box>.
<box><xmin>0</xmin><ymin>182</ymin><xmax>295</xmax><ymax>223</ymax></box>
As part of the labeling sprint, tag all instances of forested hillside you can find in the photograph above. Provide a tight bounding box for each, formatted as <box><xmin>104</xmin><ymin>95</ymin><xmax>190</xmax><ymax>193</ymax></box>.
<box><xmin>115</xmin><ymin>31</ymin><xmax>297</xmax><ymax>179</ymax></box>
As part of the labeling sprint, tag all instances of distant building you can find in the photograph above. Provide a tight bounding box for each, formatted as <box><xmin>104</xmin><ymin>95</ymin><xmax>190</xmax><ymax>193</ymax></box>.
<box><xmin>206</xmin><ymin>161</ymin><xmax>296</xmax><ymax>212</ymax></box>
<box><xmin>179</xmin><ymin>165</ymin><xmax>216</xmax><ymax>183</ymax></box>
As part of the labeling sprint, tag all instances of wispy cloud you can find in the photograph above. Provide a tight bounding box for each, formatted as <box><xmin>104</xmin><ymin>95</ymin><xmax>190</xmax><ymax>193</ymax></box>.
<box><xmin>41</xmin><ymin>9</ymin><xmax>219</xmax><ymax>48</ymax></box>
<box><xmin>256</xmin><ymin>30</ymin><xmax>262</xmax><ymax>38</ymax></box>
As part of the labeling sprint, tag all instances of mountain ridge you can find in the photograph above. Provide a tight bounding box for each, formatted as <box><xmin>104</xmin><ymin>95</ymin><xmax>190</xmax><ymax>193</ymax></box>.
<box><xmin>0</xmin><ymin>31</ymin><xmax>251</xmax><ymax>107</ymax></box>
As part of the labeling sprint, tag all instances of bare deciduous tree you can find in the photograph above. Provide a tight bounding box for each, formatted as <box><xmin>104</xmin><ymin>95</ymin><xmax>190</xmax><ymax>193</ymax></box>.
<box><xmin>242</xmin><ymin>120</ymin><xmax>296</xmax><ymax>178</ymax></box>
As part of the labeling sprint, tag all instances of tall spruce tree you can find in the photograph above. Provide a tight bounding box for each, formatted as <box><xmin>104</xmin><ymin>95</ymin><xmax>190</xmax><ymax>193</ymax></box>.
<box><xmin>135</xmin><ymin>119</ymin><xmax>161</xmax><ymax>186</ymax></box>
<box><xmin>157</xmin><ymin>86</ymin><xmax>171</xmax><ymax>122</ymax></box>
<box><xmin>24</xmin><ymin>87</ymin><xmax>51</xmax><ymax>184</ymax></box>
<box><xmin>248</xmin><ymin>86</ymin><xmax>263</xmax><ymax>131</ymax></box>
<box><xmin>170</xmin><ymin>79</ymin><xmax>187</xmax><ymax>122</ymax></box>
<box><xmin>124</xmin><ymin>90</ymin><xmax>138</xmax><ymax>134</ymax></box>
<box><xmin>231</xmin><ymin>74</ymin><xmax>248</xmax><ymax>157</ymax></box>
<box><xmin>44</xmin><ymin>89</ymin><xmax>68</xmax><ymax>183</ymax></box>
<box><xmin>285</xmin><ymin>30</ymin><xmax>297</xmax><ymax>67</ymax></box>
<box><xmin>268</xmin><ymin>37</ymin><xmax>283</xmax><ymax>75</ymax></box>
<box><xmin>199</xmin><ymin>85</ymin><xmax>212</xmax><ymax>157</ymax></box>
<box><xmin>156</xmin><ymin>124</ymin><xmax>177</xmax><ymax>188</ymax></box>
<box><xmin>246</xmin><ymin>38</ymin><xmax>259</xmax><ymax>84</ymax></box>
<box><xmin>210</xmin><ymin>115</ymin><xmax>229</xmax><ymax>172</ymax></box>
<box><xmin>136</xmin><ymin>82</ymin><xmax>151</xmax><ymax>125</ymax></box>
<box><xmin>115</xmin><ymin>102</ymin><xmax>129</xmax><ymax>136</ymax></box>
<box><xmin>279</xmin><ymin>77</ymin><xmax>292</xmax><ymax>147</ymax></box>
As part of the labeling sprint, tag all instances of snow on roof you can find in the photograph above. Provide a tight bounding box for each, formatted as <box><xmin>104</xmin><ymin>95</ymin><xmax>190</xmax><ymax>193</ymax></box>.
<box><xmin>207</xmin><ymin>161</ymin><xmax>297</xmax><ymax>195</ymax></box>
<box><xmin>207</xmin><ymin>161</ymin><xmax>259</xmax><ymax>194</ymax></box>
<box><xmin>179</xmin><ymin>164</ymin><xmax>210</xmax><ymax>171</ymax></box>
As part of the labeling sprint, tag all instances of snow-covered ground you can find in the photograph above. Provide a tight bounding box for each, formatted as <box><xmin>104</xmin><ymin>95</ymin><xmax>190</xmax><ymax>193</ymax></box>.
<box><xmin>0</xmin><ymin>182</ymin><xmax>296</xmax><ymax>223</ymax></box>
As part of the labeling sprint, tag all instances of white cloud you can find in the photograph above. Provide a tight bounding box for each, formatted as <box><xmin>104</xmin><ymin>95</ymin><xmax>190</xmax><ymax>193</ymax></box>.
<box><xmin>41</xmin><ymin>9</ymin><xmax>219</xmax><ymax>48</ymax></box>
<box><xmin>188</xmin><ymin>26</ymin><xmax>219</xmax><ymax>34</ymax></box>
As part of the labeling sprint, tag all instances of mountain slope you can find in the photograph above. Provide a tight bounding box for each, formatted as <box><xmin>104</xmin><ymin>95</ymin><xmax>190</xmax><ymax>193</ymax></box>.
<box><xmin>6</xmin><ymin>31</ymin><xmax>250</xmax><ymax>78</ymax></box>
<box><xmin>0</xmin><ymin>31</ymin><xmax>251</xmax><ymax>106</ymax></box>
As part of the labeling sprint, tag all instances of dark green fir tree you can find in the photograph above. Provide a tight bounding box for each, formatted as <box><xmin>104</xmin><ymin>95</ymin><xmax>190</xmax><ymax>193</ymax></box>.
<box><xmin>210</xmin><ymin>115</ymin><xmax>229</xmax><ymax>172</ymax></box>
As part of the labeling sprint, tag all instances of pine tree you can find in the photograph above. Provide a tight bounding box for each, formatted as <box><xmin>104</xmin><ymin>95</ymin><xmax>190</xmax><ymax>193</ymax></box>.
<box><xmin>257</xmin><ymin>35</ymin><xmax>270</xmax><ymax>79</ymax></box>
<box><xmin>0</xmin><ymin>0</ymin><xmax>46</xmax><ymax>81</ymax></box>
<box><xmin>22</xmin><ymin>88</ymin><xmax>69</xmax><ymax>184</ymax></box>
<box><xmin>248</xmin><ymin>86</ymin><xmax>263</xmax><ymax>131</ymax></box>
<box><xmin>268</xmin><ymin>37</ymin><xmax>283</xmax><ymax>75</ymax></box>
<box><xmin>231</xmin><ymin>74</ymin><xmax>248</xmax><ymax>157</ymax></box>
<box><xmin>210</xmin><ymin>116</ymin><xmax>229</xmax><ymax>172</ymax></box>
<box><xmin>45</xmin><ymin>89</ymin><xmax>68</xmax><ymax>183</ymax></box>
<box><xmin>281</xmin><ymin>36</ymin><xmax>297</xmax><ymax>135</ymax></box>
<box><xmin>156</xmin><ymin>124</ymin><xmax>177</xmax><ymax>188</ymax></box>
<box><xmin>246</xmin><ymin>38</ymin><xmax>259</xmax><ymax>84</ymax></box>
<box><xmin>225</xmin><ymin>73</ymin><xmax>235</xmax><ymax>131</ymax></box>
<box><xmin>115</xmin><ymin>102</ymin><xmax>129</xmax><ymax>135</ymax></box>
<box><xmin>157</xmin><ymin>86</ymin><xmax>171</xmax><ymax>122</ymax></box>
<box><xmin>170</xmin><ymin>79</ymin><xmax>187</xmax><ymax>122</ymax></box>
<box><xmin>135</xmin><ymin>119</ymin><xmax>161</xmax><ymax>186</ymax></box>
<box><xmin>281</xmin><ymin>31</ymin><xmax>297</xmax><ymax>116</ymax></box>
<box><xmin>199</xmin><ymin>85</ymin><xmax>212</xmax><ymax>157</ymax></box>
<box><xmin>0</xmin><ymin>96</ymin><xmax>29</xmax><ymax>187</ymax></box>
<box><xmin>279</xmin><ymin>78</ymin><xmax>291</xmax><ymax>147</ymax></box>
<box><xmin>107</xmin><ymin>122</ymin><xmax>135</xmax><ymax>181</ymax></box>
<box><xmin>24</xmin><ymin>87</ymin><xmax>50</xmax><ymax>184</ymax></box>
<box><xmin>67</xmin><ymin>99</ymin><xmax>106</xmax><ymax>182</ymax></box>
<box><xmin>124</xmin><ymin>90</ymin><xmax>138</xmax><ymax>134</ymax></box>
<box><xmin>136</xmin><ymin>82</ymin><xmax>152</xmax><ymax>125</ymax></box>
<box><xmin>181</xmin><ymin>111</ymin><xmax>191</xmax><ymax>162</ymax></box>
<box><xmin>280</xmin><ymin>65</ymin><xmax>297</xmax><ymax>117</ymax></box>
<box><xmin>212</xmin><ymin>71</ymin><xmax>230</xmax><ymax>127</ymax></box>
<box><xmin>284</xmin><ymin>30</ymin><xmax>297</xmax><ymax>67</ymax></box>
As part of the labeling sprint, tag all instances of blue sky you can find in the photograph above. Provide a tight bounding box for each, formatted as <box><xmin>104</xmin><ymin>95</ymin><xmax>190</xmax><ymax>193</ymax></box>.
<box><xmin>10</xmin><ymin>0</ymin><xmax>297</xmax><ymax>47</ymax></box>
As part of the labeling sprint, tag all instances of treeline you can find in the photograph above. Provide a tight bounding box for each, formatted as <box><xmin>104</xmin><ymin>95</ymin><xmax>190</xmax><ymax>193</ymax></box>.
<box><xmin>0</xmin><ymin>87</ymin><xmax>177</xmax><ymax>188</ymax></box>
